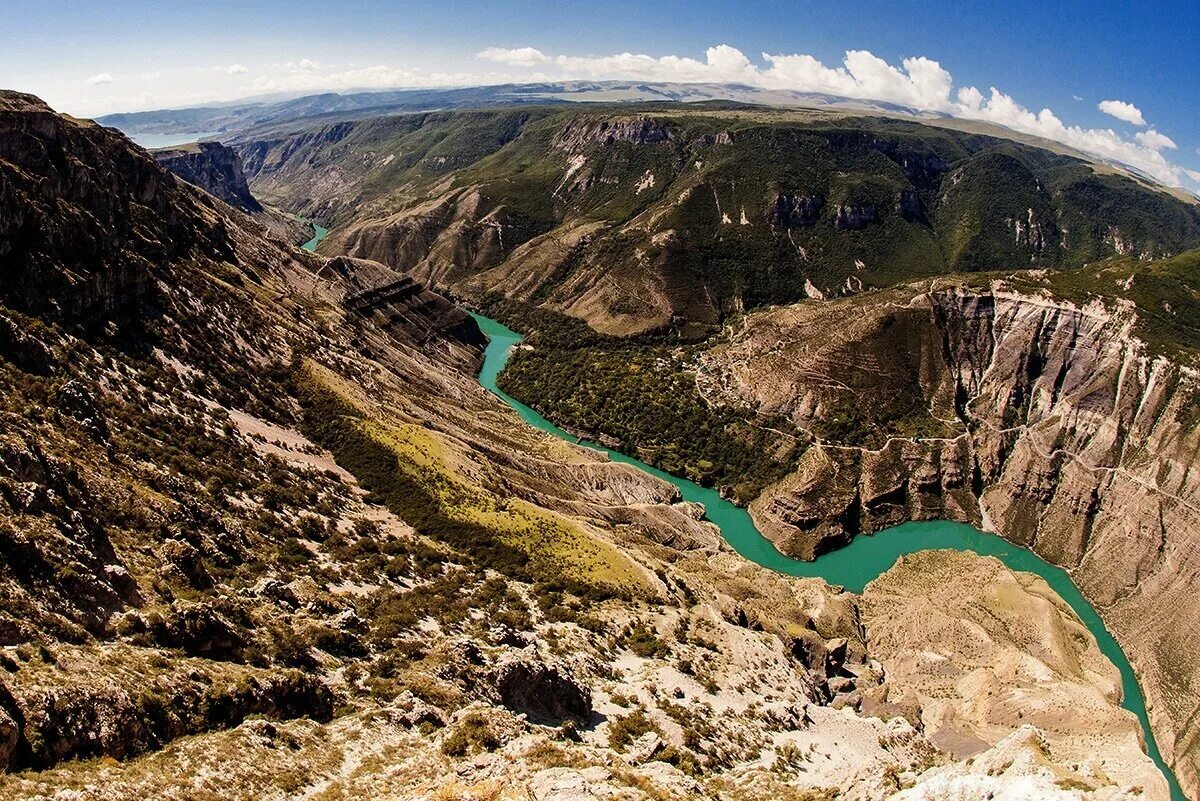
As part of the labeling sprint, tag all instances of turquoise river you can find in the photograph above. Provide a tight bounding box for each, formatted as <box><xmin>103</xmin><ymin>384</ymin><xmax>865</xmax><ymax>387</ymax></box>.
<box><xmin>300</xmin><ymin>224</ymin><xmax>1181</xmax><ymax>798</ymax></box>
<box><xmin>470</xmin><ymin>311</ymin><xmax>1183</xmax><ymax>801</ymax></box>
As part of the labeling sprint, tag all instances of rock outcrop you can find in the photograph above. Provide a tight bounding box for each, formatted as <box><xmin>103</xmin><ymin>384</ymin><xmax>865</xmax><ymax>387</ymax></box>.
<box><xmin>704</xmin><ymin>281</ymin><xmax>1200</xmax><ymax>797</ymax></box>
<box><xmin>152</xmin><ymin>140</ymin><xmax>316</xmax><ymax>243</ymax></box>
<box><xmin>152</xmin><ymin>141</ymin><xmax>262</xmax><ymax>212</ymax></box>
<box><xmin>552</xmin><ymin>116</ymin><xmax>674</xmax><ymax>151</ymax></box>
<box><xmin>491</xmin><ymin>656</ymin><xmax>592</xmax><ymax>722</ymax></box>
<box><xmin>768</xmin><ymin>193</ymin><xmax>824</xmax><ymax>228</ymax></box>
<box><xmin>862</xmin><ymin>550</ymin><xmax>1165</xmax><ymax>798</ymax></box>
<box><xmin>0</xmin><ymin>91</ymin><xmax>231</xmax><ymax>328</ymax></box>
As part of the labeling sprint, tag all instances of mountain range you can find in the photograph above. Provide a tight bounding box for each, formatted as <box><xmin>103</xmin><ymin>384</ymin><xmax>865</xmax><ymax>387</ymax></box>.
<box><xmin>0</xmin><ymin>85</ymin><xmax>1197</xmax><ymax>800</ymax></box>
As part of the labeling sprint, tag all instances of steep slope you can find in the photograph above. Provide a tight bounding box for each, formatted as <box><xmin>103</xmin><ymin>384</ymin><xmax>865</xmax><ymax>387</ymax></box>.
<box><xmin>0</xmin><ymin>90</ymin><xmax>1167</xmax><ymax>800</ymax></box>
<box><xmin>151</xmin><ymin>140</ymin><xmax>313</xmax><ymax>244</ymax></box>
<box><xmin>862</xmin><ymin>550</ymin><xmax>1163</xmax><ymax>794</ymax></box>
<box><xmin>697</xmin><ymin>269</ymin><xmax>1200</xmax><ymax>798</ymax></box>
<box><xmin>151</xmin><ymin>141</ymin><xmax>263</xmax><ymax>212</ymax></box>
<box><xmin>233</xmin><ymin>105</ymin><xmax>1200</xmax><ymax>335</ymax></box>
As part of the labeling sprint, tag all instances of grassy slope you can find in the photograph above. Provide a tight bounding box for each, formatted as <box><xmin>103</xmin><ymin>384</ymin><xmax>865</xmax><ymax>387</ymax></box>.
<box><xmin>240</xmin><ymin>104</ymin><xmax>1200</xmax><ymax>334</ymax></box>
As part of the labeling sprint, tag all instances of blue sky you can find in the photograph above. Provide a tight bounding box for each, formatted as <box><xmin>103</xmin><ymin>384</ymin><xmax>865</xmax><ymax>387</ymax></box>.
<box><xmin>5</xmin><ymin>0</ymin><xmax>1199</xmax><ymax>187</ymax></box>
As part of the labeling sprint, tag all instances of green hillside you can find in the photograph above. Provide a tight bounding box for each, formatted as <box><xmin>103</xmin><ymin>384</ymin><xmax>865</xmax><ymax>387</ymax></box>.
<box><xmin>235</xmin><ymin>105</ymin><xmax>1200</xmax><ymax>334</ymax></box>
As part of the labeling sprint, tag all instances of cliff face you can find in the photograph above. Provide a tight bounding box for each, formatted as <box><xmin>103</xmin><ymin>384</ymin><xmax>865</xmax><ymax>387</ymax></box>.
<box><xmin>0</xmin><ymin>92</ymin><xmax>233</xmax><ymax>328</ymax></box>
<box><xmin>151</xmin><ymin>140</ymin><xmax>316</xmax><ymax>244</ymax></box>
<box><xmin>151</xmin><ymin>141</ymin><xmax>262</xmax><ymax>212</ymax></box>
<box><xmin>862</xmin><ymin>549</ymin><xmax>1165</xmax><ymax>797</ymax></box>
<box><xmin>704</xmin><ymin>282</ymin><xmax>1200</xmax><ymax>797</ymax></box>
<box><xmin>231</xmin><ymin>106</ymin><xmax>1200</xmax><ymax>336</ymax></box>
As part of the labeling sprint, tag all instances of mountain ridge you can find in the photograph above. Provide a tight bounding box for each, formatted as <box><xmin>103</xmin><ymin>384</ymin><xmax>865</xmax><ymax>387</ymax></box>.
<box><xmin>0</xmin><ymin>89</ymin><xmax>1182</xmax><ymax>800</ymax></box>
<box><xmin>230</xmin><ymin>104</ymin><xmax>1200</xmax><ymax>336</ymax></box>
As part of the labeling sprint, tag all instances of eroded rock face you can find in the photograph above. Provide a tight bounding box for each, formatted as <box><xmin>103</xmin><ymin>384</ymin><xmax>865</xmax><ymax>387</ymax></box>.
<box><xmin>768</xmin><ymin>194</ymin><xmax>824</xmax><ymax>228</ymax></box>
<box><xmin>705</xmin><ymin>283</ymin><xmax>1200</xmax><ymax>797</ymax></box>
<box><xmin>492</xmin><ymin>656</ymin><xmax>592</xmax><ymax>722</ymax></box>
<box><xmin>897</xmin><ymin>725</ymin><xmax>1147</xmax><ymax>801</ymax></box>
<box><xmin>834</xmin><ymin>203</ymin><xmax>879</xmax><ymax>230</ymax></box>
<box><xmin>0</xmin><ymin>92</ymin><xmax>233</xmax><ymax>328</ymax></box>
<box><xmin>152</xmin><ymin>142</ymin><xmax>262</xmax><ymax>212</ymax></box>
<box><xmin>0</xmin><ymin>645</ymin><xmax>332</xmax><ymax>771</ymax></box>
<box><xmin>553</xmin><ymin>117</ymin><xmax>673</xmax><ymax>151</ymax></box>
<box><xmin>862</xmin><ymin>550</ymin><xmax>1165</xmax><ymax>798</ymax></box>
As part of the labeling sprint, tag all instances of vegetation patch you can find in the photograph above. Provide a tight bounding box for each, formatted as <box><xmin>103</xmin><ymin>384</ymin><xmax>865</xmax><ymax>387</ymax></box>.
<box><xmin>485</xmin><ymin>300</ymin><xmax>803</xmax><ymax>503</ymax></box>
<box><xmin>292</xmin><ymin>360</ymin><xmax>646</xmax><ymax>599</ymax></box>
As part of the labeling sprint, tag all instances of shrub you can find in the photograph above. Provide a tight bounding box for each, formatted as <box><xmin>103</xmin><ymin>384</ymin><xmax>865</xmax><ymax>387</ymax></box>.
<box><xmin>441</xmin><ymin>713</ymin><xmax>500</xmax><ymax>756</ymax></box>
<box><xmin>607</xmin><ymin>710</ymin><xmax>660</xmax><ymax>751</ymax></box>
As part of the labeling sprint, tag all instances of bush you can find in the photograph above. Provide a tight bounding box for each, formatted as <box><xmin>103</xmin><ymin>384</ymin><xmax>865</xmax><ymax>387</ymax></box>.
<box><xmin>608</xmin><ymin>710</ymin><xmax>660</xmax><ymax>751</ymax></box>
<box><xmin>441</xmin><ymin>713</ymin><xmax>500</xmax><ymax>756</ymax></box>
<box><xmin>624</xmin><ymin>623</ymin><xmax>669</xmax><ymax>659</ymax></box>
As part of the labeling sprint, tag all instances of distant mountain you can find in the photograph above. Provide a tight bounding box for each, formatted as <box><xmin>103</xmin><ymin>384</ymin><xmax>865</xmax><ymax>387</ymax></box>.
<box><xmin>229</xmin><ymin>103</ymin><xmax>1200</xmax><ymax>336</ymax></box>
<box><xmin>97</xmin><ymin>82</ymin><xmax>937</xmax><ymax>139</ymax></box>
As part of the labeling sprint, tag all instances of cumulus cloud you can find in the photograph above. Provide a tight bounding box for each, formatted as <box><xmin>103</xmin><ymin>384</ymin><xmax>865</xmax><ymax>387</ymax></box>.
<box><xmin>279</xmin><ymin>59</ymin><xmax>321</xmax><ymax>71</ymax></box>
<box><xmin>1135</xmin><ymin>130</ymin><xmax>1177</xmax><ymax>150</ymax></box>
<box><xmin>211</xmin><ymin>64</ymin><xmax>248</xmax><ymax>74</ymax></box>
<box><xmin>477</xmin><ymin>47</ymin><xmax>550</xmax><ymax>66</ymax></box>
<box><xmin>1098</xmin><ymin>99</ymin><xmax>1146</xmax><ymax>125</ymax></box>
<box><xmin>954</xmin><ymin>86</ymin><xmax>1186</xmax><ymax>184</ymax></box>
<box><xmin>472</xmin><ymin>44</ymin><xmax>1192</xmax><ymax>190</ymax></box>
<box><xmin>86</xmin><ymin>73</ymin><xmax>114</xmax><ymax>85</ymax></box>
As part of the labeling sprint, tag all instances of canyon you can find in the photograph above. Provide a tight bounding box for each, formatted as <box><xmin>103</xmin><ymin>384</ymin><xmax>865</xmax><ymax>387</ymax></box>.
<box><xmin>0</xmin><ymin>86</ymin><xmax>1194</xmax><ymax>800</ymax></box>
<box><xmin>222</xmin><ymin>102</ymin><xmax>1200</xmax><ymax>796</ymax></box>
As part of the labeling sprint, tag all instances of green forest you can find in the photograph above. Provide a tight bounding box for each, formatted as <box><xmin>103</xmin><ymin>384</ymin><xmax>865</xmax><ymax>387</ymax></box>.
<box><xmin>486</xmin><ymin>300</ymin><xmax>804</xmax><ymax>504</ymax></box>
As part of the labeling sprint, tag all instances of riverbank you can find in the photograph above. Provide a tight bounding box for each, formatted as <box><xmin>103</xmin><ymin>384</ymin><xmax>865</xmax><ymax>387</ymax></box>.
<box><xmin>470</xmin><ymin>309</ymin><xmax>1185</xmax><ymax>801</ymax></box>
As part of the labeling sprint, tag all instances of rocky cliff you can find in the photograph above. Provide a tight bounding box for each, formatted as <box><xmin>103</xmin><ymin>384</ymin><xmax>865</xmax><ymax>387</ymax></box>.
<box><xmin>0</xmin><ymin>90</ymin><xmax>1165</xmax><ymax>800</ymax></box>
<box><xmin>703</xmin><ymin>278</ymin><xmax>1200</xmax><ymax>797</ymax></box>
<box><xmin>151</xmin><ymin>139</ymin><xmax>313</xmax><ymax>244</ymax></box>
<box><xmin>231</xmin><ymin>106</ymin><xmax>1200</xmax><ymax>336</ymax></box>
<box><xmin>0</xmin><ymin>92</ymin><xmax>231</xmax><ymax>329</ymax></box>
<box><xmin>151</xmin><ymin>141</ymin><xmax>262</xmax><ymax>212</ymax></box>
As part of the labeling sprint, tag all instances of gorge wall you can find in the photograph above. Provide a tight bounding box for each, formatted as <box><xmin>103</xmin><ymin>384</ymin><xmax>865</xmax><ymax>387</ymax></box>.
<box><xmin>704</xmin><ymin>281</ymin><xmax>1200</xmax><ymax>796</ymax></box>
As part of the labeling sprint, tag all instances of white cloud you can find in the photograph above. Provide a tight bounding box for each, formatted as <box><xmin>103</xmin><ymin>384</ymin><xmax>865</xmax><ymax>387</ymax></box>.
<box><xmin>59</xmin><ymin>43</ymin><xmax>1192</xmax><ymax>192</ymax></box>
<box><xmin>477</xmin><ymin>47</ymin><xmax>550</xmax><ymax>66</ymax></box>
<box><xmin>1072</xmin><ymin>94</ymin><xmax>1083</xmax><ymax>101</ymax></box>
<box><xmin>248</xmin><ymin>62</ymin><xmax>539</xmax><ymax>94</ymax></box>
<box><xmin>277</xmin><ymin>59</ymin><xmax>321</xmax><ymax>71</ymax></box>
<box><xmin>1186</xmin><ymin>169</ymin><xmax>1200</xmax><ymax>182</ymax></box>
<box><xmin>469</xmin><ymin>44</ymin><xmax>1192</xmax><ymax>190</ymax></box>
<box><xmin>86</xmin><ymin>73</ymin><xmax>114</xmax><ymax>85</ymax></box>
<box><xmin>1135</xmin><ymin>129</ymin><xmax>1177</xmax><ymax>150</ymax></box>
<box><xmin>1097</xmin><ymin>99</ymin><xmax>1146</xmax><ymax>126</ymax></box>
<box><xmin>953</xmin><ymin>87</ymin><xmax>1189</xmax><ymax>184</ymax></box>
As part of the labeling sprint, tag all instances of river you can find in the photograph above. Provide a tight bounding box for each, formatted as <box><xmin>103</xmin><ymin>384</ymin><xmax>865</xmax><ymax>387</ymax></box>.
<box><xmin>302</xmin><ymin>224</ymin><xmax>329</xmax><ymax>252</ymax></box>
<box><xmin>470</xmin><ymin>311</ymin><xmax>1184</xmax><ymax>801</ymax></box>
<box><xmin>298</xmin><ymin>224</ymin><xmax>1181</xmax><ymax>799</ymax></box>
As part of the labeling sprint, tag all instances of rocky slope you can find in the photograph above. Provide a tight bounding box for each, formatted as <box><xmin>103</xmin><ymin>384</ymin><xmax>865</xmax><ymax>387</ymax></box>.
<box><xmin>700</xmin><ymin>275</ymin><xmax>1200</xmax><ymax>797</ymax></box>
<box><xmin>0</xmin><ymin>89</ymin><xmax>1168</xmax><ymax>799</ymax></box>
<box><xmin>151</xmin><ymin>139</ymin><xmax>313</xmax><ymax>244</ymax></box>
<box><xmin>862</xmin><ymin>550</ymin><xmax>1163</xmax><ymax>795</ymax></box>
<box><xmin>232</xmin><ymin>105</ymin><xmax>1200</xmax><ymax>336</ymax></box>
